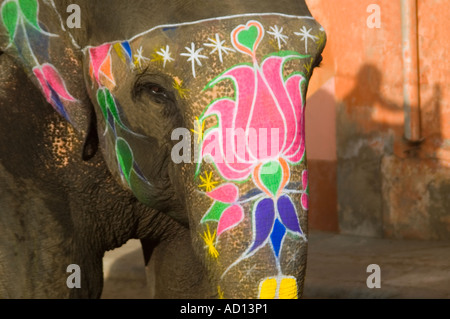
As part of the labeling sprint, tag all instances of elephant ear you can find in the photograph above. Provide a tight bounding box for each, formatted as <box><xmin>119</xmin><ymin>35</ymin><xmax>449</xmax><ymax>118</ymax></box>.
<box><xmin>0</xmin><ymin>0</ymin><xmax>98</xmax><ymax>160</ymax></box>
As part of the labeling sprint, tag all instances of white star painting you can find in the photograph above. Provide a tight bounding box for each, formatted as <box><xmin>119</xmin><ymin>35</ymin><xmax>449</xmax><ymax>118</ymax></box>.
<box><xmin>180</xmin><ymin>42</ymin><xmax>208</xmax><ymax>78</ymax></box>
<box><xmin>267</xmin><ymin>25</ymin><xmax>289</xmax><ymax>50</ymax></box>
<box><xmin>294</xmin><ymin>26</ymin><xmax>318</xmax><ymax>53</ymax></box>
<box><xmin>134</xmin><ymin>46</ymin><xmax>150</xmax><ymax>68</ymax></box>
<box><xmin>156</xmin><ymin>45</ymin><xmax>175</xmax><ymax>68</ymax></box>
<box><xmin>204</xmin><ymin>33</ymin><xmax>235</xmax><ymax>63</ymax></box>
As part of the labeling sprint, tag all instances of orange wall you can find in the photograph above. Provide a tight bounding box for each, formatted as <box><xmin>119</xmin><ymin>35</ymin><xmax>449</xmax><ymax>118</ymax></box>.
<box><xmin>305</xmin><ymin>0</ymin><xmax>450</xmax><ymax>239</ymax></box>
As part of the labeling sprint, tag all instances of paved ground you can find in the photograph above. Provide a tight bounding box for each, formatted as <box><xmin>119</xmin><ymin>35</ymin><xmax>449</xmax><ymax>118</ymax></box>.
<box><xmin>101</xmin><ymin>230</ymin><xmax>450</xmax><ymax>299</ymax></box>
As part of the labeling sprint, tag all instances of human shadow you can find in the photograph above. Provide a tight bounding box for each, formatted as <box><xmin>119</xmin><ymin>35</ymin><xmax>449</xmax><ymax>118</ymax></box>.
<box><xmin>341</xmin><ymin>63</ymin><xmax>442</xmax><ymax>157</ymax></box>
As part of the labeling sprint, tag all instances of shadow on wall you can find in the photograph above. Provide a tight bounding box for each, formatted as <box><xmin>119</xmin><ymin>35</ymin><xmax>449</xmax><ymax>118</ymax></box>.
<box><xmin>342</xmin><ymin>64</ymin><xmax>402</xmax><ymax>134</ymax></box>
<box><xmin>337</xmin><ymin>65</ymin><xmax>401</xmax><ymax>238</ymax></box>
<box><xmin>337</xmin><ymin>63</ymin><xmax>445</xmax><ymax>239</ymax></box>
<box><xmin>349</xmin><ymin>65</ymin><xmax>400</xmax><ymax>110</ymax></box>
<box><xmin>341</xmin><ymin>63</ymin><xmax>443</xmax><ymax>156</ymax></box>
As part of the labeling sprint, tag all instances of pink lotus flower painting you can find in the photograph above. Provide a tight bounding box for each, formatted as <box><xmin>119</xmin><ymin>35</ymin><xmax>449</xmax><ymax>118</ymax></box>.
<box><xmin>199</xmin><ymin>47</ymin><xmax>308</xmax><ymax>181</ymax></box>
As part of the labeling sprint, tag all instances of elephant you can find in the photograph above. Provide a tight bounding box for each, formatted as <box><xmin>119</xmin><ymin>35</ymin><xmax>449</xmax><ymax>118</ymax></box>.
<box><xmin>0</xmin><ymin>0</ymin><xmax>325</xmax><ymax>298</ymax></box>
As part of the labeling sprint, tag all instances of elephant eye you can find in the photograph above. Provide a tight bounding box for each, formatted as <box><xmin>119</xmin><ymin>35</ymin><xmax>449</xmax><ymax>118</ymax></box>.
<box><xmin>147</xmin><ymin>83</ymin><xmax>169</xmax><ymax>98</ymax></box>
<box><xmin>137</xmin><ymin>82</ymin><xmax>172</xmax><ymax>102</ymax></box>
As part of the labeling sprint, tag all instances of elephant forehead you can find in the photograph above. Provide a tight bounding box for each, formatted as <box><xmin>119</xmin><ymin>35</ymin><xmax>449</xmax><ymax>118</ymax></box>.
<box><xmin>84</xmin><ymin>14</ymin><xmax>325</xmax><ymax>116</ymax></box>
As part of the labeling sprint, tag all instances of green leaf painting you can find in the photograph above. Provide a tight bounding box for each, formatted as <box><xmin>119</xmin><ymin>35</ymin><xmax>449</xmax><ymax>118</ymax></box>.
<box><xmin>115</xmin><ymin>138</ymin><xmax>133</xmax><ymax>184</ymax></box>
<box><xmin>18</xmin><ymin>0</ymin><xmax>40</xmax><ymax>30</ymax></box>
<box><xmin>105</xmin><ymin>88</ymin><xmax>122</xmax><ymax>126</ymax></box>
<box><xmin>96</xmin><ymin>88</ymin><xmax>108</xmax><ymax>119</ymax></box>
<box><xmin>1</xmin><ymin>0</ymin><xmax>42</xmax><ymax>43</ymax></box>
<box><xmin>1</xmin><ymin>0</ymin><xmax>19</xmax><ymax>42</ymax></box>
<box><xmin>202</xmin><ymin>202</ymin><xmax>231</xmax><ymax>223</ymax></box>
<box><xmin>97</xmin><ymin>88</ymin><xmax>126</xmax><ymax>130</ymax></box>
<box><xmin>259</xmin><ymin>161</ymin><xmax>283</xmax><ymax>197</ymax></box>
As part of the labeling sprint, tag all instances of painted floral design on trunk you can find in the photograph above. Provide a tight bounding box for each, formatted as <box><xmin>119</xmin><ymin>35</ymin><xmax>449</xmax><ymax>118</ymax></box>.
<box><xmin>197</xmin><ymin>20</ymin><xmax>310</xmax><ymax>299</ymax></box>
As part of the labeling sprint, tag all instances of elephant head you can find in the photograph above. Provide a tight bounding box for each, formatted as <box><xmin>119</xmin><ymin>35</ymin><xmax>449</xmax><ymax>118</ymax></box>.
<box><xmin>0</xmin><ymin>0</ymin><xmax>325</xmax><ymax>298</ymax></box>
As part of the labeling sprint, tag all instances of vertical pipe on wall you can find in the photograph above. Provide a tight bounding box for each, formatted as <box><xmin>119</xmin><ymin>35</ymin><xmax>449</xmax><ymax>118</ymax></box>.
<box><xmin>401</xmin><ymin>0</ymin><xmax>422</xmax><ymax>143</ymax></box>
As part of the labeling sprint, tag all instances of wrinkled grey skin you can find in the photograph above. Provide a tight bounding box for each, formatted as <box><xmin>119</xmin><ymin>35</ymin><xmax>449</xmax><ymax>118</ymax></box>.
<box><xmin>0</xmin><ymin>0</ymin><xmax>324</xmax><ymax>298</ymax></box>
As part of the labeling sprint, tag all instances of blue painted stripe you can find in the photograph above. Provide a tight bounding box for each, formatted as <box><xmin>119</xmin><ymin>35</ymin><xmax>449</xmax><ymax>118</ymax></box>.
<box><xmin>121</xmin><ymin>41</ymin><xmax>132</xmax><ymax>61</ymax></box>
